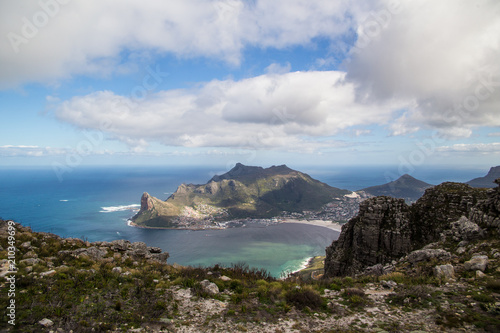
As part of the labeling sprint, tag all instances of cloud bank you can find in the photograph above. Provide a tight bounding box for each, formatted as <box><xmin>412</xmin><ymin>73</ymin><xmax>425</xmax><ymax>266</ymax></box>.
<box><xmin>54</xmin><ymin>71</ymin><xmax>405</xmax><ymax>151</ymax></box>
<box><xmin>2</xmin><ymin>0</ymin><xmax>500</xmax><ymax>153</ymax></box>
<box><xmin>0</xmin><ymin>0</ymin><xmax>365</xmax><ymax>88</ymax></box>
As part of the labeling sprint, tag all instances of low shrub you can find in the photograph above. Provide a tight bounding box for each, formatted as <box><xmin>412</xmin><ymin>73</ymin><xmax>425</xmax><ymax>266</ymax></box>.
<box><xmin>285</xmin><ymin>287</ymin><xmax>324</xmax><ymax>310</ymax></box>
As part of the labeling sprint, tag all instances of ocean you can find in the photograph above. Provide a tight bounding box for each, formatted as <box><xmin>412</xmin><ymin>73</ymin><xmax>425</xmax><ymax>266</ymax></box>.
<box><xmin>0</xmin><ymin>164</ymin><xmax>488</xmax><ymax>277</ymax></box>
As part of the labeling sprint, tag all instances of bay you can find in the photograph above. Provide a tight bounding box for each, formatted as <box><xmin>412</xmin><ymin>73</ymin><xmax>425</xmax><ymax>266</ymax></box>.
<box><xmin>0</xmin><ymin>164</ymin><xmax>487</xmax><ymax>277</ymax></box>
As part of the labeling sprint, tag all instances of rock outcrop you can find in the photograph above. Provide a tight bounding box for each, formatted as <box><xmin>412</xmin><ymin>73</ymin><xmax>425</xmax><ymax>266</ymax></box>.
<box><xmin>325</xmin><ymin>196</ymin><xmax>412</xmax><ymax>276</ymax></box>
<box><xmin>325</xmin><ymin>179</ymin><xmax>497</xmax><ymax>277</ymax></box>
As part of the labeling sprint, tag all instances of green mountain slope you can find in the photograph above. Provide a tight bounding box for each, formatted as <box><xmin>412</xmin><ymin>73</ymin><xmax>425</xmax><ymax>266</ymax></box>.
<box><xmin>132</xmin><ymin>163</ymin><xmax>350</xmax><ymax>228</ymax></box>
<box><xmin>361</xmin><ymin>174</ymin><xmax>433</xmax><ymax>203</ymax></box>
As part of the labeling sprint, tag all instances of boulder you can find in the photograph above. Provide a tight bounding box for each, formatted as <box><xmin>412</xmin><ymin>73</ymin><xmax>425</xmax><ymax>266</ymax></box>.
<box><xmin>433</xmin><ymin>264</ymin><xmax>455</xmax><ymax>280</ymax></box>
<box><xmin>447</xmin><ymin>216</ymin><xmax>483</xmax><ymax>241</ymax></box>
<box><xmin>381</xmin><ymin>280</ymin><xmax>397</xmax><ymax>289</ymax></box>
<box><xmin>151</xmin><ymin>252</ymin><xmax>169</xmax><ymax>263</ymax></box>
<box><xmin>38</xmin><ymin>318</ymin><xmax>53</xmax><ymax>327</ymax></box>
<box><xmin>200</xmin><ymin>280</ymin><xmax>219</xmax><ymax>295</ymax></box>
<box><xmin>109</xmin><ymin>239</ymin><xmax>130</xmax><ymax>252</ymax></box>
<box><xmin>476</xmin><ymin>270</ymin><xmax>486</xmax><ymax>278</ymax></box>
<box><xmin>19</xmin><ymin>258</ymin><xmax>40</xmax><ymax>266</ymax></box>
<box><xmin>464</xmin><ymin>255</ymin><xmax>489</xmax><ymax>272</ymax></box>
<box><xmin>112</xmin><ymin>267</ymin><xmax>122</xmax><ymax>274</ymax></box>
<box><xmin>129</xmin><ymin>242</ymin><xmax>150</xmax><ymax>259</ymax></box>
<box><xmin>40</xmin><ymin>270</ymin><xmax>56</xmax><ymax>277</ymax></box>
<box><xmin>77</xmin><ymin>247</ymin><xmax>108</xmax><ymax>260</ymax></box>
<box><xmin>406</xmin><ymin>249</ymin><xmax>451</xmax><ymax>264</ymax></box>
<box><xmin>148</xmin><ymin>246</ymin><xmax>162</xmax><ymax>254</ymax></box>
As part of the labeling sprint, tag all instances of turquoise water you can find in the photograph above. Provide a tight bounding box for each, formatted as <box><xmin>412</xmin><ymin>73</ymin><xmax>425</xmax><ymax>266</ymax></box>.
<box><xmin>0</xmin><ymin>165</ymin><xmax>486</xmax><ymax>277</ymax></box>
<box><xmin>0</xmin><ymin>166</ymin><xmax>338</xmax><ymax>277</ymax></box>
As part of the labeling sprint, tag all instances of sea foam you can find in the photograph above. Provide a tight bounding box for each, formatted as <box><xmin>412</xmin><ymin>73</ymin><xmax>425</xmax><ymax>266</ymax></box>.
<box><xmin>100</xmin><ymin>204</ymin><xmax>140</xmax><ymax>213</ymax></box>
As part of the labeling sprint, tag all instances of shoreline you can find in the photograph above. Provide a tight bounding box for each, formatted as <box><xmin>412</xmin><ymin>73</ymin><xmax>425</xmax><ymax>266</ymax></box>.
<box><xmin>128</xmin><ymin>218</ymin><xmax>344</xmax><ymax>232</ymax></box>
<box><xmin>278</xmin><ymin>219</ymin><xmax>343</xmax><ymax>232</ymax></box>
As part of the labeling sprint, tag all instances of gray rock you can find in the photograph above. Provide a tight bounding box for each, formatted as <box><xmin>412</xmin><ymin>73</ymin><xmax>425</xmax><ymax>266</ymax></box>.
<box><xmin>23</xmin><ymin>251</ymin><xmax>38</xmax><ymax>259</ymax></box>
<box><xmin>464</xmin><ymin>255</ymin><xmax>489</xmax><ymax>272</ymax></box>
<box><xmin>77</xmin><ymin>247</ymin><xmax>108</xmax><ymax>260</ymax></box>
<box><xmin>456</xmin><ymin>247</ymin><xmax>466</xmax><ymax>254</ymax></box>
<box><xmin>19</xmin><ymin>258</ymin><xmax>40</xmax><ymax>266</ymax></box>
<box><xmin>325</xmin><ymin>181</ymin><xmax>492</xmax><ymax>277</ymax></box>
<box><xmin>40</xmin><ymin>270</ymin><xmax>57</xmax><ymax>277</ymax></box>
<box><xmin>364</xmin><ymin>264</ymin><xmax>384</xmax><ymax>276</ymax></box>
<box><xmin>406</xmin><ymin>249</ymin><xmax>451</xmax><ymax>264</ymax></box>
<box><xmin>148</xmin><ymin>246</ymin><xmax>162</xmax><ymax>254</ymax></box>
<box><xmin>200</xmin><ymin>280</ymin><xmax>219</xmax><ymax>295</ymax></box>
<box><xmin>151</xmin><ymin>252</ymin><xmax>169</xmax><ymax>263</ymax></box>
<box><xmin>112</xmin><ymin>267</ymin><xmax>122</xmax><ymax>274</ymax></box>
<box><xmin>433</xmin><ymin>264</ymin><xmax>455</xmax><ymax>280</ymax></box>
<box><xmin>129</xmin><ymin>242</ymin><xmax>150</xmax><ymax>259</ymax></box>
<box><xmin>448</xmin><ymin>216</ymin><xmax>483</xmax><ymax>241</ymax></box>
<box><xmin>38</xmin><ymin>318</ymin><xmax>53</xmax><ymax>327</ymax></box>
<box><xmin>381</xmin><ymin>280</ymin><xmax>397</xmax><ymax>289</ymax></box>
<box><xmin>220</xmin><ymin>275</ymin><xmax>231</xmax><ymax>281</ymax></box>
<box><xmin>476</xmin><ymin>270</ymin><xmax>486</xmax><ymax>278</ymax></box>
<box><xmin>20</xmin><ymin>241</ymin><xmax>32</xmax><ymax>249</ymax></box>
<box><xmin>109</xmin><ymin>239</ymin><xmax>130</xmax><ymax>252</ymax></box>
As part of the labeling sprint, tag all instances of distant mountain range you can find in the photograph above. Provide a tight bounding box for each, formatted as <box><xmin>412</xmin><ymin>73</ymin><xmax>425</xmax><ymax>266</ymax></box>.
<box><xmin>132</xmin><ymin>164</ymin><xmax>499</xmax><ymax>228</ymax></box>
<box><xmin>466</xmin><ymin>166</ymin><xmax>500</xmax><ymax>188</ymax></box>
<box><xmin>132</xmin><ymin>163</ymin><xmax>350</xmax><ymax>228</ymax></box>
<box><xmin>360</xmin><ymin>174</ymin><xmax>433</xmax><ymax>203</ymax></box>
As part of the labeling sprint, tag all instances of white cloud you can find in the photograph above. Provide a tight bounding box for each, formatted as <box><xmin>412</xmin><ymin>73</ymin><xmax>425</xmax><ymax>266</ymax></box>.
<box><xmin>0</xmin><ymin>145</ymin><xmax>65</xmax><ymax>157</ymax></box>
<box><xmin>347</xmin><ymin>0</ymin><xmax>500</xmax><ymax>136</ymax></box>
<box><xmin>436</xmin><ymin>142</ymin><xmax>500</xmax><ymax>153</ymax></box>
<box><xmin>54</xmin><ymin>71</ymin><xmax>405</xmax><ymax>151</ymax></box>
<box><xmin>0</xmin><ymin>0</ymin><xmax>368</xmax><ymax>89</ymax></box>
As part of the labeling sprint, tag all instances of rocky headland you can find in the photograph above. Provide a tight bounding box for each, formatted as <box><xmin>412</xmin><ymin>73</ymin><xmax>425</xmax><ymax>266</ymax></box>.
<box><xmin>131</xmin><ymin>163</ymin><xmax>360</xmax><ymax>229</ymax></box>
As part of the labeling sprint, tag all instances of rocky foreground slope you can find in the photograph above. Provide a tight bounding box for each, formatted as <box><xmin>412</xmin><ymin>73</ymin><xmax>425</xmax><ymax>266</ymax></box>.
<box><xmin>2</xmin><ymin>215</ymin><xmax>500</xmax><ymax>332</ymax></box>
<box><xmin>1</xmin><ymin>178</ymin><xmax>499</xmax><ymax>332</ymax></box>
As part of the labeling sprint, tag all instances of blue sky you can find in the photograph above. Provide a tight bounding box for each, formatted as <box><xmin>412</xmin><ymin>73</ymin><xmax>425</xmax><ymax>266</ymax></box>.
<box><xmin>1</xmin><ymin>0</ymin><xmax>499</xmax><ymax>172</ymax></box>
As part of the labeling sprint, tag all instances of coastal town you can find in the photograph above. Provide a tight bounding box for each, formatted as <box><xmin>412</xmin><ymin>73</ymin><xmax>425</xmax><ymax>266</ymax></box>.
<box><xmin>158</xmin><ymin>192</ymin><xmax>370</xmax><ymax>230</ymax></box>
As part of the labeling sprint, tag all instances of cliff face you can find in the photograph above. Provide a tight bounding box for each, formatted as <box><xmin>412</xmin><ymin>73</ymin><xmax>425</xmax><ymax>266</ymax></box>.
<box><xmin>324</xmin><ymin>180</ymin><xmax>496</xmax><ymax>277</ymax></box>
<box><xmin>325</xmin><ymin>197</ymin><xmax>412</xmax><ymax>276</ymax></box>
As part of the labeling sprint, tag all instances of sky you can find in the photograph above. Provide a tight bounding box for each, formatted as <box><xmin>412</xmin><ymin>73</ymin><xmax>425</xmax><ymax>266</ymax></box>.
<box><xmin>1</xmin><ymin>0</ymin><xmax>499</xmax><ymax>173</ymax></box>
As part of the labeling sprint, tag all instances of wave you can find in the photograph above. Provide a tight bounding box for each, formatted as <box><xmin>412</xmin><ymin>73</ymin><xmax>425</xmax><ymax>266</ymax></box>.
<box><xmin>100</xmin><ymin>204</ymin><xmax>140</xmax><ymax>213</ymax></box>
<box><xmin>59</xmin><ymin>199</ymin><xmax>69</xmax><ymax>202</ymax></box>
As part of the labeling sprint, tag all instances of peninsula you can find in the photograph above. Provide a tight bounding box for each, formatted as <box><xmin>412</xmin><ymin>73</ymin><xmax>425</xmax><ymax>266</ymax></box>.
<box><xmin>131</xmin><ymin>163</ymin><xmax>363</xmax><ymax>229</ymax></box>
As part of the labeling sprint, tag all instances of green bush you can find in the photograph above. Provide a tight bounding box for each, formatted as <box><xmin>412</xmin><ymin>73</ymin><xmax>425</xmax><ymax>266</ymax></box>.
<box><xmin>341</xmin><ymin>288</ymin><xmax>368</xmax><ymax>308</ymax></box>
<box><xmin>285</xmin><ymin>287</ymin><xmax>324</xmax><ymax>310</ymax></box>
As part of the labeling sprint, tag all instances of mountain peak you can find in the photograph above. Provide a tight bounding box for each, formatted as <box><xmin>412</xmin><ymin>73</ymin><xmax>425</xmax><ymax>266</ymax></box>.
<box><xmin>467</xmin><ymin>165</ymin><xmax>500</xmax><ymax>188</ymax></box>
<box><xmin>210</xmin><ymin>163</ymin><xmax>294</xmax><ymax>183</ymax></box>
<box><xmin>362</xmin><ymin>174</ymin><xmax>432</xmax><ymax>203</ymax></box>
<box><xmin>487</xmin><ymin>166</ymin><xmax>500</xmax><ymax>176</ymax></box>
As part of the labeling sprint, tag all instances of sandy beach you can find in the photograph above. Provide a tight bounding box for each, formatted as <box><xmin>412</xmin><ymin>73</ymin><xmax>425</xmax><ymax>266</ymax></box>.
<box><xmin>279</xmin><ymin>219</ymin><xmax>343</xmax><ymax>232</ymax></box>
